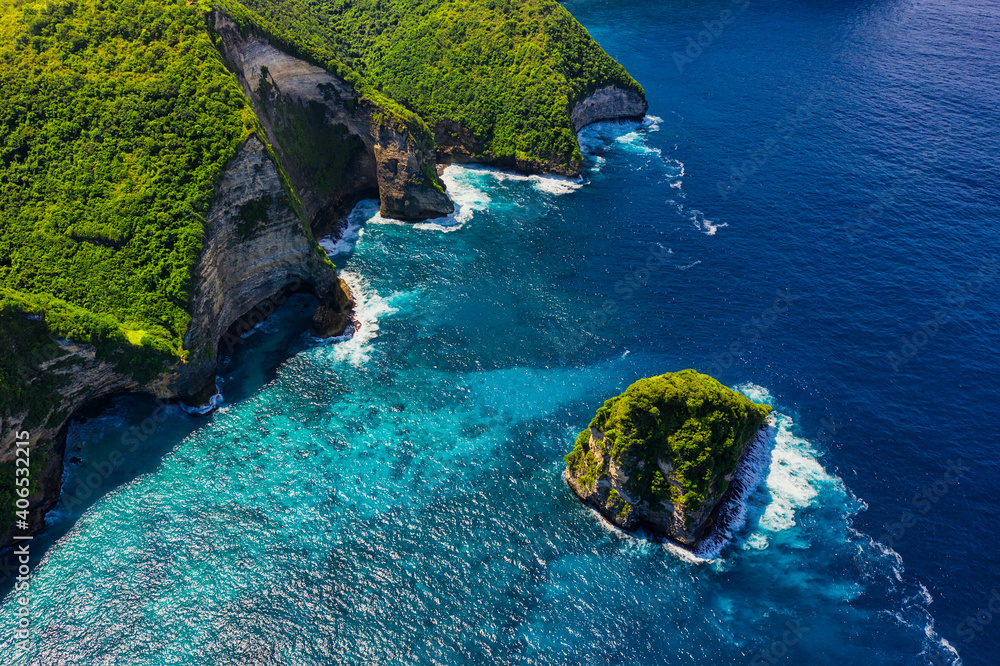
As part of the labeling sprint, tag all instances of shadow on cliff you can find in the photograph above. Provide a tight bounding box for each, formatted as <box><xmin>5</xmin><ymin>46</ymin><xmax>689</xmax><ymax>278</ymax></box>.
<box><xmin>0</xmin><ymin>294</ymin><xmax>325</xmax><ymax>601</ymax></box>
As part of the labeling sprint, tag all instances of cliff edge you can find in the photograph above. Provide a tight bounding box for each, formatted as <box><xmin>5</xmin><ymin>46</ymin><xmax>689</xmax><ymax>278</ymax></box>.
<box><xmin>211</xmin><ymin>12</ymin><xmax>453</xmax><ymax>228</ymax></box>
<box><xmin>565</xmin><ymin>370</ymin><xmax>771</xmax><ymax>546</ymax></box>
<box><xmin>0</xmin><ymin>0</ymin><xmax>649</xmax><ymax>549</ymax></box>
<box><xmin>0</xmin><ymin>135</ymin><xmax>354</xmax><ymax>547</ymax></box>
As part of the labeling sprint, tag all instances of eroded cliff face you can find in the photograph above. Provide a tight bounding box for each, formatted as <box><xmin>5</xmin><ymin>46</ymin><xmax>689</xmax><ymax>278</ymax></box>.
<box><xmin>0</xmin><ymin>342</ymin><xmax>144</xmax><ymax>543</ymax></box>
<box><xmin>0</xmin><ymin>137</ymin><xmax>353</xmax><ymax>548</ymax></box>
<box><xmin>182</xmin><ymin>137</ymin><xmax>352</xmax><ymax>385</ymax></box>
<box><xmin>564</xmin><ymin>428</ymin><xmax>720</xmax><ymax>545</ymax></box>
<box><xmin>432</xmin><ymin>84</ymin><xmax>649</xmax><ymax>176</ymax></box>
<box><xmin>570</xmin><ymin>86</ymin><xmax>649</xmax><ymax>133</ymax></box>
<box><xmin>211</xmin><ymin>12</ymin><xmax>453</xmax><ymax>230</ymax></box>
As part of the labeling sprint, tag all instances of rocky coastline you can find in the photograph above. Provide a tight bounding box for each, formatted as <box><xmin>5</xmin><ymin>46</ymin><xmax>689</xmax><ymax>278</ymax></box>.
<box><xmin>0</xmin><ymin>12</ymin><xmax>648</xmax><ymax>550</ymax></box>
<box><xmin>564</xmin><ymin>371</ymin><xmax>771</xmax><ymax>548</ymax></box>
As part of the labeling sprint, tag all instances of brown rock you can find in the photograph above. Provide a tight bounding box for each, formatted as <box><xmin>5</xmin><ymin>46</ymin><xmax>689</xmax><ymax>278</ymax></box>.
<box><xmin>212</xmin><ymin>12</ymin><xmax>453</xmax><ymax>228</ymax></box>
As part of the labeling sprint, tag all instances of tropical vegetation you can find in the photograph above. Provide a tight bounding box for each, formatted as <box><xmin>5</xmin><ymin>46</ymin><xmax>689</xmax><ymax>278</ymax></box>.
<box><xmin>0</xmin><ymin>0</ymin><xmax>642</xmax><ymax>534</ymax></box>
<box><xmin>565</xmin><ymin>370</ymin><xmax>771</xmax><ymax>512</ymax></box>
<box><xmin>223</xmin><ymin>0</ymin><xmax>644</xmax><ymax>170</ymax></box>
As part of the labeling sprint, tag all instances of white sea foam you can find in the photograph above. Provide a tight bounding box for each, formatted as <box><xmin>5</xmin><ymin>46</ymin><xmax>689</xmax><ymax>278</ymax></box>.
<box><xmin>359</xmin><ymin>165</ymin><xmax>491</xmax><ymax>231</ymax></box>
<box><xmin>316</xmin><ymin>270</ymin><xmax>396</xmax><ymax>368</ymax></box>
<box><xmin>669</xmin><ymin>200</ymin><xmax>726</xmax><ymax>236</ymax></box>
<box><xmin>677</xmin><ymin>260</ymin><xmax>702</xmax><ymax>271</ymax></box>
<box><xmin>452</xmin><ymin>164</ymin><xmax>584</xmax><ymax>196</ymax></box>
<box><xmin>614</xmin><ymin>131</ymin><xmax>662</xmax><ymax>158</ymax></box>
<box><xmin>736</xmin><ymin>384</ymin><xmax>838</xmax><ymax>533</ymax></box>
<box><xmin>319</xmin><ymin>203</ymin><xmax>370</xmax><ymax>256</ymax></box>
<box><xmin>669</xmin><ymin>383</ymin><xmax>838</xmax><ymax>561</ymax></box>
<box><xmin>180</xmin><ymin>385</ymin><xmax>224</xmax><ymax>415</ymax></box>
<box><xmin>577</xmin><ymin>116</ymin><xmax>669</xmax><ymax>175</ymax></box>
<box><xmin>689</xmin><ymin>414</ymin><xmax>776</xmax><ymax>561</ymax></box>
<box><xmin>664</xmin><ymin>540</ymin><xmax>712</xmax><ymax>565</ymax></box>
<box><xmin>690</xmin><ymin>208</ymin><xmax>727</xmax><ymax>236</ymax></box>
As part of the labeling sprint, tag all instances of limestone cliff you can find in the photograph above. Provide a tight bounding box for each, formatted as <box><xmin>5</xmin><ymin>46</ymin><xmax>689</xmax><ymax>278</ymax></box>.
<box><xmin>431</xmin><ymin>85</ymin><xmax>649</xmax><ymax>176</ymax></box>
<box><xmin>564</xmin><ymin>370</ymin><xmax>771</xmax><ymax>546</ymax></box>
<box><xmin>211</xmin><ymin>12</ymin><xmax>453</xmax><ymax>231</ymax></box>
<box><xmin>0</xmin><ymin>342</ymin><xmax>143</xmax><ymax>542</ymax></box>
<box><xmin>0</xmin><ymin>137</ymin><xmax>353</xmax><ymax>548</ymax></box>
<box><xmin>570</xmin><ymin>86</ymin><xmax>650</xmax><ymax>133</ymax></box>
<box><xmin>182</xmin><ymin>136</ymin><xmax>354</xmax><ymax>386</ymax></box>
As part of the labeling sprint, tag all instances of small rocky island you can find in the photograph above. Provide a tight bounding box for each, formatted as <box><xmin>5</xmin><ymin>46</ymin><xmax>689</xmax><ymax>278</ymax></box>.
<box><xmin>565</xmin><ymin>370</ymin><xmax>771</xmax><ymax>546</ymax></box>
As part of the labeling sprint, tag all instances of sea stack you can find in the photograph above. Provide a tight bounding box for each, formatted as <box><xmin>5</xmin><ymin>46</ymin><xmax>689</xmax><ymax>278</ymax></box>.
<box><xmin>564</xmin><ymin>370</ymin><xmax>771</xmax><ymax>546</ymax></box>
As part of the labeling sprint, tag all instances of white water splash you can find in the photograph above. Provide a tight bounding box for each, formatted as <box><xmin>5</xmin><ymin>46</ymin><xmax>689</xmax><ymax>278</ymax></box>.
<box><xmin>668</xmin><ymin>199</ymin><xmax>726</xmax><ymax>236</ymax></box>
<box><xmin>691</xmin><ymin>208</ymin><xmax>726</xmax><ymax>235</ymax></box>
<box><xmin>317</xmin><ymin>271</ymin><xmax>396</xmax><ymax>368</ymax></box>
<box><xmin>180</xmin><ymin>386</ymin><xmax>224</xmax><ymax>415</ymax></box>
<box><xmin>455</xmin><ymin>164</ymin><xmax>584</xmax><ymax>196</ymax></box>
<box><xmin>359</xmin><ymin>165</ymin><xmax>492</xmax><ymax>231</ymax></box>
<box><xmin>319</xmin><ymin>203</ymin><xmax>369</xmax><ymax>256</ymax></box>
<box><xmin>689</xmin><ymin>414</ymin><xmax>776</xmax><ymax>561</ymax></box>
<box><xmin>578</xmin><ymin>115</ymin><xmax>670</xmax><ymax>175</ymax></box>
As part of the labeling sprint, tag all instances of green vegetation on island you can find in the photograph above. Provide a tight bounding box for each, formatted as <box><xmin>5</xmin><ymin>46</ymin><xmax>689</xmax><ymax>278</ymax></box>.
<box><xmin>565</xmin><ymin>370</ymin><xmax>771</xmax><ymax>520</ymax></box>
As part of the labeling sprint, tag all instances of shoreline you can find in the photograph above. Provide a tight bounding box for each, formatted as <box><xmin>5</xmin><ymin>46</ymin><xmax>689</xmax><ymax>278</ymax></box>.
<box><xmin>564</xmin><ymin>417</ymin><xmax>776</xmax><ymax>562</ymax></box>
<box><xmin>0</xmin><ymin>104</ymin><xmax>651</xmax><ymax>552</ymax></box>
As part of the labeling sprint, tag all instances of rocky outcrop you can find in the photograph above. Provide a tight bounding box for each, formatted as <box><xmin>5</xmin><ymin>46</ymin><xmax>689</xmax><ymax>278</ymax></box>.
<box><xmin>565</xmin><ymin>427</ymin><xmax>723</xmax><ymax>544</ymax></box>
<box><xmin>433</xmin><ymin>84</ymin><xmax>648</xmax><ymax>176</ymax></box>
<box><xmin>564</xmin><ymin>370</ymin><xmax>770</xmax><ymax>547</ymax></box>
<box><xmin>211</xmin><ymin>12</ymin><xmax>453</xmax><ymax>231</ymax></box>
<box><xmin>0</xmin><ymin>342</ymin><xmax>145</xmax><ymax>543</ymax></box>
<box><xmin>0</xmin><ymin>137</ymin><xmax>354</xmax><ymax>548</ymax></box>
<box><xmin>182</xmin><ymin>137</ymin><xmax>351</xmax><ymax>387</ymax></box>
<box><xmin>570</xmin><ymin>85</ymin><xmax>649</xmax><ymax>132</ymax></box>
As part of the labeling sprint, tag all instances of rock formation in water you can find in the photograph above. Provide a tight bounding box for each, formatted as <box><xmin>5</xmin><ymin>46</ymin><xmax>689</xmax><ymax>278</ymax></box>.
<box><xmin>565</xmin><ymin>370</ymin><xmax>771</xmax><ymax>546</ymax></box>
<box><xmin>570</xmin><ymin>85</ymin><xmax>649</xmax><ymax>134</ymax></box>
<box><xmin>0</xmin><ymin>0</ymin><xmax>648</xmax><ymax>549</ymax></box>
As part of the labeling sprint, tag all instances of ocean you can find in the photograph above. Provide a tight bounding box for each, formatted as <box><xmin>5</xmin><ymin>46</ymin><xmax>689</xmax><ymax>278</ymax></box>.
<box><xmin>2</xmin><ymin>0</ymin><xmax>998</xmax><ymax>663</ymax></box>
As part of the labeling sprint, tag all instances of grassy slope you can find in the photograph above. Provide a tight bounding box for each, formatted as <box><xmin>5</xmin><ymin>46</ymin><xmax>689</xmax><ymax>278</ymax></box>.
<box><xmin>228</xmin><ymin>0</ymin><xmax>644</xmax><ymax>169</ymax></box>
<box><xmin>565</xmin><ymin>370</ymin><xmax>771</xmax><ymax>511</ymax></box>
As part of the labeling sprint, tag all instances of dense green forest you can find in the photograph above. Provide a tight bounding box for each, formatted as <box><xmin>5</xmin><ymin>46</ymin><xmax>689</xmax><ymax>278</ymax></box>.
<box><xmin>0</xmin><ymin>0</ymin><xmax>256</xmax><ymax>533</ymax></box>
<box><xmin>0</xmin><ymin>0</ymin><xmax>254</xmax><ymax>361</ymax></box>
<box><xmin>223</xmin><ymin>0</ymin><xmax>644</xmax><ymax>169</ymax></box>
<box><xmin>0</xmin><ymin>0</ymin><xmax>638</xmax><ymax>392</ymax></box>
<box><xmin>565</xmin><ymin>371</ymin><xmax>771</xmax><ymax>511</ymax></box>
<box><xmin>0</xmin><ymin>0</ymin><xmax>642</xmax><ymax>533</ymax></box>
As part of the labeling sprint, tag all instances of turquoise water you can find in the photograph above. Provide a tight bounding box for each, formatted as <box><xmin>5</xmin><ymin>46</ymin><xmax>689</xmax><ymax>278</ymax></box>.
<box><xmin>4</xmin><ymin>0</ymin><xmax>1000</xmax><ymax>663</ymax></box>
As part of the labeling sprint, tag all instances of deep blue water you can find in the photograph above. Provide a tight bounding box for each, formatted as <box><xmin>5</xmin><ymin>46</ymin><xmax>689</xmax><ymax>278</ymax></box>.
<box><xmin>3</xmin><ymin>0</ymin><xmax>999</xmax><ymax>663</ymax></box>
